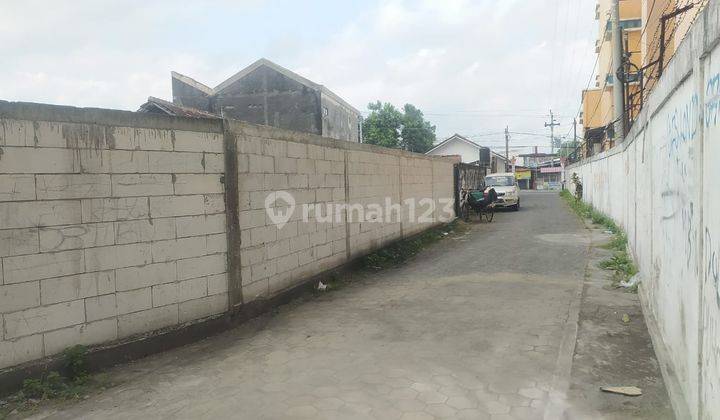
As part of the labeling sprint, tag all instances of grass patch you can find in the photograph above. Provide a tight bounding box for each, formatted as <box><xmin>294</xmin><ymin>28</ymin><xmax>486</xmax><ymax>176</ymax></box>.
<box><xmin>361</xmin><ymin>220</ymin><xmax>463</xmax><ymax>270</ymax></box>
<box><xmin>559</xmin><ymin>190</ymin><xmax>638</xmax><ymax>292</ymax></box>
<box><xmin>0</xmin><ymin>345</ymin><xmax>114</xmax><ymax>418</ymax></box>
<box><xmin>311</xmin><ymin>220</ymin><xmax>465</xmax><ymax>295</ymax></box>
<box><xmin>599</xmin><ymin>252</ymin><xmax>637</xmax><ymax>277</ymax></box>
<box><xmin>600</xmin><ymin>231</ymin><xmax>628</xmax><ymax>252</ymax></box>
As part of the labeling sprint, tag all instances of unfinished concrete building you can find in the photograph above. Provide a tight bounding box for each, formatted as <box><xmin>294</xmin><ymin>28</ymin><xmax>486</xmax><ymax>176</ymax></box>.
<box><xmin>140</xmin><ymin>58</ymin><xmax>362</xmax><ymax>142</ymax></box>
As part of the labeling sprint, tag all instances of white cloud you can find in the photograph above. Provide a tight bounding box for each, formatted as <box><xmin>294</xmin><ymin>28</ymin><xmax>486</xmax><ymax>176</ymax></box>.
<box><xmin>0</xmin><ymin>0</ymin><xmax>597</xmax><ymax>153</ymax></box>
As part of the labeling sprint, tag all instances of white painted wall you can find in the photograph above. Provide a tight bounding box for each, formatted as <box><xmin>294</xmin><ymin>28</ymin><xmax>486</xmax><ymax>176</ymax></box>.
<box><xmin>565</xmin><ymin>6</ymin><xmax>720</xmax><ymax>417</ymax></box>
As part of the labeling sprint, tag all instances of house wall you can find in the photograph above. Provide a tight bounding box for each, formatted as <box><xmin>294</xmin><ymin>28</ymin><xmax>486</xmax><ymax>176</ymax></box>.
<box><xmin>565</xmin><ymin>5</ymin><xmax>720</xmax><ymax>417</ymax></box>
<box><xmin>320</xmin><ymin>93</ymin><xmax>360</xmax><ymax>143</ymax></box>
<box><xmin>171</xmin><ymin>75</ymin><xmax>212</xmax><ymax>113</ymax></box>
<box><xmin>0</xmin><ymin>101</ymin><xmax>455</xmax><ymax>372</ymax></box>
<box><xmin>426</xmin><ymin>140</ymin><xmax>480</xmax><ymax>163</ymax></box>
<box><xmin>212</xmin><ymin>66</ymin><xmax>323</xmax><ymax>137</ymax></box>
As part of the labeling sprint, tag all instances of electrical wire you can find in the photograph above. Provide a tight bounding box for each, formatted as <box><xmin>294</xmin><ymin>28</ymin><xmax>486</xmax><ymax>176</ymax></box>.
<box><xmin>548</xmin><ymin>0</ymin><xmax>561</xmax><ymax>108</ymax></box>
<box><xmin>555</xmin><ymin>0</ymin><xmax>572</xmax><ymax>108</ymax></box>
<box><xmin>563</xmin><ymin>8</ymin><xmax>612</xmax><ymax>139</ymax></box>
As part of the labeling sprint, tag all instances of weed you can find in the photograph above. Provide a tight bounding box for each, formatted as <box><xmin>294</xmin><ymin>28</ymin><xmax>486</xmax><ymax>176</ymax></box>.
<box><xmin>1</xmin><ymin>346</ymin><xmax>114</xmax><ymax>416</ymax></box>
<box><xmin>361</xmin><ymin>220</ymin><xmax>460</xmax><ymax>270</ymax></box>
<box><xmin>600</xmin><ymin>231</ymin><xmax>628</xmax><ymax>252</ymax></box>
<box><xmin>560</xmin><ymin>191</ymin><xmax>638</xmax><ymax>292</ymax></box>
<box><xmin>62</xmin><ymin>345</ymin><xmax>88</xmax><ymax>383</ymax></box>
<box><xmin>599</xmin><ymin>252</ymin><xmax>637</xmax><ymax>276</ymax></box>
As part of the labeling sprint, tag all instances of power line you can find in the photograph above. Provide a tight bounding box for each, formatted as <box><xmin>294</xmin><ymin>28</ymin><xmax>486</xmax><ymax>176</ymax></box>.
<box><xmin>564</xmin><ymin>0</ymin><xmax>588</xmax><ymax>110</ymax></box>
<box><xmin>563</xmin><ymin>8</ymin><xmax>612</xmax><ymax>139</ymax></box>
<box><xmin>585</xmin><ymin>51</ymin><xmax>614</xmax><ymax>127</ymax></box>
<box><xmin>555</xmin><ymin>0</ymin><xmax>572</xmax><ymax>108</ymax></box>
<box><xmin>548</xmin><ymin>0</ymin><xmax>561</xmax><ymax>108</ymax></box>
<box><xmin>639</xmin><ymin>0</ymin><xmax>658</xmax><ymax>40</ymax></box>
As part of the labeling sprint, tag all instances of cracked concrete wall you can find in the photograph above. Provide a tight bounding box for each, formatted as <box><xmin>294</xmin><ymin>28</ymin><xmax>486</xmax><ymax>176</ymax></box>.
<box><xmin>565</xmin><ymin>4</ymin><xmax>720</xmax><ymax>417</ymax></box>
<box><xmin>0</xmin><ymin>103</ymin><xmax>229</xmax><ymax>370</ymax></box>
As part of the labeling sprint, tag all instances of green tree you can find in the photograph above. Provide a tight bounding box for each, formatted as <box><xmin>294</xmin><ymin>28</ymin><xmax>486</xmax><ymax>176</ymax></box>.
<box><xmin>558</xmin><ymin>139</ymin><xmax>580</xmax><ymax>158</ymax></box>
<box><xmin>400</xmin><ymin>104</ymin><xmax>436</xmax><ymax>153</ymax></box>
<box><xmin>362</xmin><ymin>101</ymin><xmax>403</xmax><ymax>149</ymax></box>
<box><xmin>362</xmin><ymin>101</ymin><xmax>436</xmax><ymax>153</ymax></box>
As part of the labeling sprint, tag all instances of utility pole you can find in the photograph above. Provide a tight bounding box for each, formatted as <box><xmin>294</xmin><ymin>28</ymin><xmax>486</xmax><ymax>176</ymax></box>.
<box><xmin>573</xmin><ymin>117</ymin><xmax>578</xmax><ymax>153</ymax></box>
<box><xmin>504</xmin><ymin>126</ymin><xmax>510</xmax><ymax>172</ymax></box>
<box><xmin>611</xmin><ymin>0</ymin><xmax>625</xmax><ymax>140</ymax></box>
<box><xmin>544</xmin><ymin>110</ymin><xmax>560</xmax><ymax>154</ymax></box>
<box><xmin>573</xmin><ymin>118</ymin><xmax>578</xmax><ymax>143</ymax></box>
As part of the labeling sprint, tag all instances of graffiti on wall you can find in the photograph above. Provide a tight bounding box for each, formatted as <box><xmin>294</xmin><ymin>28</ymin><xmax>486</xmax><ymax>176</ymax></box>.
<box><xmin>707</xmin><ymin>228</ymin><xmax>720</xmax><ymax>307</ymax></box>
<box><xmin>706</xmin><ymin>72</ymin><xmax>720</xmax><ymax>128</ymax></box>
<box><xmin>658</xmin><ymin>91</ymin><xmax>701</xmax><ymax>273</ymax></box>
<box><xmin>666</xmin><ymin>93</ymin><xmax>699</xmax><ymax>156</ymax></box>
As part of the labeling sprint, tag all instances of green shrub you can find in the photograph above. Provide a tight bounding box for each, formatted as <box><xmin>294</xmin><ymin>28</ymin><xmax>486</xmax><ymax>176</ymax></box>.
<box><xmin>22</xmin><ymin>378</ymin><xmax>46</xmax><ymax>399</ymax></box>
<box><xmin>62</xmin><ymin>345</ymin><xmax>88</xmax><ymax>382</ymax></box>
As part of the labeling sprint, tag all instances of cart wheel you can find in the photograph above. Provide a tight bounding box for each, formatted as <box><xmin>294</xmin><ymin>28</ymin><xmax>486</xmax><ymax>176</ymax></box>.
<box><xmin>483</xmin><ymin>207</ymin><xmax>494</xmax><ymax>223</ymax></box>
<box><xmin>461</xmin><ymin>203</ymin><xmax>470</xmax><ymax>222</ymax></box>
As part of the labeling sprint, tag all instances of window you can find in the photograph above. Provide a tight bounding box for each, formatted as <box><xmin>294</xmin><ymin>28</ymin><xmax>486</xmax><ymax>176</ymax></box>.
<box><xmin>322</xmin><ymin>106</ymin><xmax>329</xmax><ymax>117</ymax></box>
<box><xmin>485</xmin><ymin>176</ymin><xmax>515</xmax><ymax>187</ymax></box>
<box><xmin>606</xmin><ymin>18</ymin><xmax>642</xmax><ymax>31</ymax></box>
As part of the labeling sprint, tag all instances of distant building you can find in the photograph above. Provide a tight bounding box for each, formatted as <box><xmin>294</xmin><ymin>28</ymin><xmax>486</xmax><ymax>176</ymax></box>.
<box><xmin>518</xmin><ymin>149</ymin><xmax>562</xmax><ymax>190</ymax></box>
<box><xmin>425</xmin><ymin>134</ymin><xmax>508</xmax><ymax>172</ymax></box>
<box><xmin>518</xmin><ymin>149</ymin><xmax>557</xmax><ymax>168</ymax></box>
<box><xmin>581</xmin><ymin>0</ymin><xmax>641</xmax><ymax>151</ymax></box>
<box><xmin>139</xmin><ymin>58</ymin><xmax>362</xmax><ymax>142</ymax></box>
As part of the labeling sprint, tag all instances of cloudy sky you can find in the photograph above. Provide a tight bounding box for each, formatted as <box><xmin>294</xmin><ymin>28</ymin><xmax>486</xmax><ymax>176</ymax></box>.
<box><xmin>0</xmin><ymin>0</ymin><xmax>597</xmax><ymax>155</ymax></box>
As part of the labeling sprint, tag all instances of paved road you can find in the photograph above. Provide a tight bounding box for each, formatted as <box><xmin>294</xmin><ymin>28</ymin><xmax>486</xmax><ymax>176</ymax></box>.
<box><xmin>33</xmin><ymin>191</ymin><xmax>590</xmax><ymax>420</ymax></box>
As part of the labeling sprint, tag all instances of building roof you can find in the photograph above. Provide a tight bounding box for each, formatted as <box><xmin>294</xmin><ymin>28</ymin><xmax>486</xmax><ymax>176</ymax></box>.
<box><xmin>518</xmin><ymin>152</ymin><xmax>557</xmax><ymax>158</ymax></box>
<box><xmin>426</xmin><ymin>134</ymin><xmax>508</xmax><ymax>161</ymax></box>
<box><xmin>427</xmin><ymin>134</ymin><xmax>483</xmax><ymax>153</ymax></box>
<box><xmin>137</xmin><ymin>96</ymin><xmax>219</xmax><ymax>119</ymax></box>
<box><xmin>171</xmin><ymin>58</ymin><xmax>361</xmax><ymax>116</ymax></box>
<box><xmin>170</xmin><ymin>72</ymin><xmax>214</xmax><ymax>96</ymax></box>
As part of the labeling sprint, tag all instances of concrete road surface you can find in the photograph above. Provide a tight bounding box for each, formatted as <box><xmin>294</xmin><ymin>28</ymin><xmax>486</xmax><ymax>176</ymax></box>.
<box><xmin>29</xmin><ymin>192</ymin><xmax>602</xmax><ymax>419</ymax></box>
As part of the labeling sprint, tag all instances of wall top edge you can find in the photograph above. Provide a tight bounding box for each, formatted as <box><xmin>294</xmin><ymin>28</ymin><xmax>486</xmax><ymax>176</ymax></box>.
<box><xmin>0</xmin><ymin>101</ymin><xmax>457</xmax><ymax>163</ymax></box>
<box><xmin>226</xmin><ymin>119</ymin><xmax>459</xmax><ymax>163</ymax></box>
<box><xmin>0</xmin><ymin>100</ymin><xmax>225</xmax><ymax>133</ymax></box>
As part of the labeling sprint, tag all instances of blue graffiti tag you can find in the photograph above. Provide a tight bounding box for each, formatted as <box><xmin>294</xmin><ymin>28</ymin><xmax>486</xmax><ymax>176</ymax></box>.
<box><xmin>706</xmin><ymin>228</ymin><xmax>720</xmax><ymax>307</ymax></box>
<box><xmin>666</xmin><ymin>93</ymin><xmax>699</xmax><ymax>156</ymax></box>
<box><xmin>706</xmin><ymin>73</ymin><xmax>720</xmax><ymax>128</ymax></box>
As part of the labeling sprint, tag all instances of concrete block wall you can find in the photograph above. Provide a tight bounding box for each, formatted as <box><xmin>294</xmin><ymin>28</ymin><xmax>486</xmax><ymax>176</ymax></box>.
<box><xmin>0</xmin><ymin>105</ymin><xmax>228</xmax><ymax>370</ymax></box>
<box><xmin>0</xmin><ymin>102</ymin><xmax>456</xmax><ymax>372</ymax></box>
<box><xmin>228</xmin><ymin>121</ymin><xmax>456</xmax><ymax>307</ymax></box>
<box><xmin>565</xmin><ymin>4</ymin><xmax>720</xmax><ymax>418</ymax></box>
